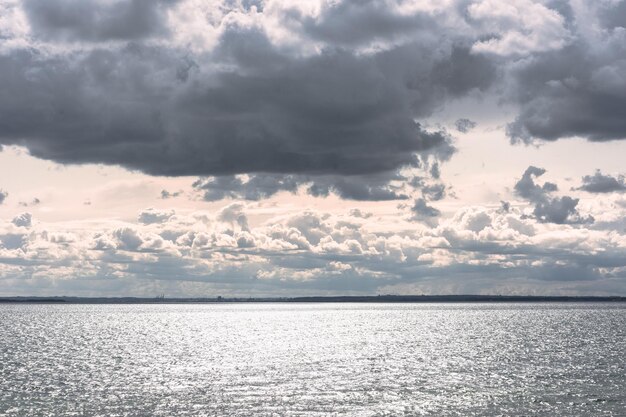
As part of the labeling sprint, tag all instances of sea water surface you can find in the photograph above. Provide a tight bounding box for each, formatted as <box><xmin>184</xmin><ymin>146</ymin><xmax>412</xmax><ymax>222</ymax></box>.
<box><xmin>0</xmin><ymin>303</ymin><xmax>625</xmax><ymax>416</ymax></box>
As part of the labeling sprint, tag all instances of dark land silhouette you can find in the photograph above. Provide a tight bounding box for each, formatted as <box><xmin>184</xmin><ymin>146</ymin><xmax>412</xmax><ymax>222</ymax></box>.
<box><xmin>1</xmin><ymin>295</ymin><xmax>625</xmax><ymax>303</ymax></box>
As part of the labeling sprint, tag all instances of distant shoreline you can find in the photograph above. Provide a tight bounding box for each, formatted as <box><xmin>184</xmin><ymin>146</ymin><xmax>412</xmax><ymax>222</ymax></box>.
<box><xmin>1</xmin><ymin>295</ymin><xmax>626</xmax><ymax>304</ymax></box>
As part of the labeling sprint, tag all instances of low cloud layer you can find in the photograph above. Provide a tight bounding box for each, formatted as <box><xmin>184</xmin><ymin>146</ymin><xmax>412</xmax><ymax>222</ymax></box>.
<box><xmin>1</xmin><ymin>197</ymin><xmax>625</xmax><ymax>296</ymax></box>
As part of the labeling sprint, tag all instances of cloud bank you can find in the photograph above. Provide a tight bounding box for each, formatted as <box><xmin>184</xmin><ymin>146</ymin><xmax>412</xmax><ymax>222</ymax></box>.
<box><xmin>1</xmin><ymin>194</ymin><xmax>624</xmax><ymax>296</ymax></box>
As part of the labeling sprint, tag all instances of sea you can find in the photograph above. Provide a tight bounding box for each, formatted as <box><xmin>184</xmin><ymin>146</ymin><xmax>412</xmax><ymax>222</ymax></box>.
<box><xmin>0</xmin><ymin>303</ymin><xmax>624</xmax><ymax>416</ymax></box>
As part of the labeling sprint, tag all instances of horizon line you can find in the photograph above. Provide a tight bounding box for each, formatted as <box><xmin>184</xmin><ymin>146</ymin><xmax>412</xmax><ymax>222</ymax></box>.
<box><xmin>2</xmin><ymin>294</ymin><xmax>626</xmax><ymax>304</ymax></box>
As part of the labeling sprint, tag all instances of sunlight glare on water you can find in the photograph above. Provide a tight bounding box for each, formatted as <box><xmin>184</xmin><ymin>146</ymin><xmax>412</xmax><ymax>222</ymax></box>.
<box><xmin>1</xmin><ymin>303</ymin><xmax>625</xmax><ymax>416</ymax></box>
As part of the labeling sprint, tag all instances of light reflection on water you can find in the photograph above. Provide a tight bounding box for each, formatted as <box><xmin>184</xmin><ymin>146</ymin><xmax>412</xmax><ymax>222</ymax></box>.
<box><xmin>1</xmin><ymin>303</ymin><xmax>625</xmax><ymax>416</ymax></box>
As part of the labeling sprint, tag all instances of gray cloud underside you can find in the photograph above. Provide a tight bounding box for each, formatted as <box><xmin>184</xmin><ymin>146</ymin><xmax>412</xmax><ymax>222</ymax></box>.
<box><xmin>506</xmin><ymin>5</ymin><xmax>626</xmax><ymax>143</ymax></box>
<box><xmin>191</xmin><ymin>169</ymin><xmax>443</xmax><ymax>201</ymax></box>
<box><xmin>22</xmin><ymin>0</ymin><xmax>178</xmax><ymax>42</ymax></box>
<box><xmin>0</xmin><ymin>0</ymin><xmax>624</xmax><ymax>201</ymax></box>
<box><xmin>0</xmin><ymin>15</ymin><xmax>478</xmax><ymax>179</ymax></box>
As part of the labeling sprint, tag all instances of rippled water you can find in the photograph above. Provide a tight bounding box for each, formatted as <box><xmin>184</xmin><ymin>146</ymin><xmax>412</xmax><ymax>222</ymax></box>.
<box><xmin>1</xmin><ymin>303</ymin><xmax>625</xmax><ymax>416</ymax></box>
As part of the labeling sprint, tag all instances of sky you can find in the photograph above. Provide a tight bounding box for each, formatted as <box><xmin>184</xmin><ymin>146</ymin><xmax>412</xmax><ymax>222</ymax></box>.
<box><xmin>0</xmin><ymin>0</ymin><xmax>626</xmax><ymax>297</ymax></box>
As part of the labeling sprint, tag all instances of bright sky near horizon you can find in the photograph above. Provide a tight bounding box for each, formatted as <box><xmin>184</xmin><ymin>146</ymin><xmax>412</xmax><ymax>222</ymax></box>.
<box><xmin>1</xmin><ymin>0</ymin><xmax>626</xmax><ymax>297</ymax></box>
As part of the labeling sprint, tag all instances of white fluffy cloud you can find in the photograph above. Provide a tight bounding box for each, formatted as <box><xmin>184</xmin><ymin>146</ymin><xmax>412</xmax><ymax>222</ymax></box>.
<box><xmin>468</xmin><ymin>0</ymin><xmax>570</xmax><ymax>55</ymax></box>
<box><xmin>1</xmin><ymin>192</ymin><xmax>625</xmax><ymax>296</ymax></box>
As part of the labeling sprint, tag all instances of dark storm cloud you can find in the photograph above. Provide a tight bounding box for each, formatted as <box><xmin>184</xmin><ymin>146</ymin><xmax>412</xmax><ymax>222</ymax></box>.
<box><xmin>8</xmin><ymin>0</ymin><xmax>626</xmax><ymax>197</ymax></box>
<box><xmin>514</xmin><ymin>166</ymin><xmax>593</xmax><ymax>224</ymax></box>
<box><xmin>430</xmin><ymin>45</ymin><xmax>495</xmax><ymax>97</ymax></box>
<box><xmin>0</xmin><ymin>189</ymin><xmax>7</xmax><ymax>205</ymax></box>
<box><xmin>506</xmin><ymin>5</ymin><xmax>626</xmax><ymax>143</ymax></box>
<box><xmin>5</xmin><ymin>0</ymin><xmax>626</xmax><ymax>183</ymax></box>
<box><xmin>0</xmin><ymin>34</ymin><xmax>464</xmax><ymax>180</ymax></box>
<box><xmin>577</xmin><ymin>170</ymin><xmax>626</xmax><ymax>193</ymax></box>
<box><xmin>0</xmin><ymin>0</ymin><xmax>521</xmax><ymax>194</ymax></box>
<box><xmin>23</xmin><ymin>0</ymin><xmax>178</xmax><ymax>42</ymax></box>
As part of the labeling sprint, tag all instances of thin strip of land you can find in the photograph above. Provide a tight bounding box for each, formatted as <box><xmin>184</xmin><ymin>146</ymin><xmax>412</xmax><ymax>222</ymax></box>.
<box><xmin>1</xmin><ymin>295</ymin><xmax>625</xmax><ymax>303</ymax></box>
